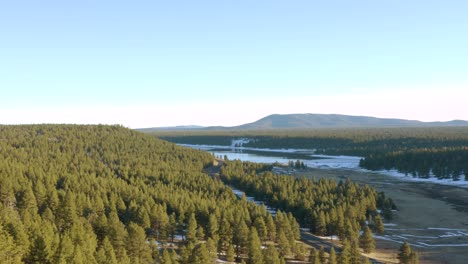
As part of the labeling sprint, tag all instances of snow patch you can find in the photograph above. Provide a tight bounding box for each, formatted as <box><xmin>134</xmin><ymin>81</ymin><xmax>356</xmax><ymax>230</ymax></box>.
<box><xmin>361</xmin><ymin>169</ymin><xmax>468</xmax><ymax>189</ymax></box>
<box><xmin>317</xmin><ymin>235</ymin><xmax>339</xmax><ymax>240</ymax></box>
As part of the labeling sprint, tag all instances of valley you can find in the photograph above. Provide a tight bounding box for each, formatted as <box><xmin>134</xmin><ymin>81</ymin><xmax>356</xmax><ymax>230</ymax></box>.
<box><xmin>182</xmin><ymin>142</ymin><xmax>468</xmax><ymax>264</ymax></box>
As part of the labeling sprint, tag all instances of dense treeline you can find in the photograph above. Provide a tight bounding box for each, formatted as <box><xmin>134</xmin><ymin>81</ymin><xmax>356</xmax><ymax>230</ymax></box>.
<box><xmin>219</xmin><ymin>160</ymin><xmax>394</xmax><ymax>244</ymax></box>
<box><xmin>156</xmin><ymin>127</ymin><xmax>468</xmax><ymax>152</ymax></box>
<box><xmin>159</xmin><ymin>135</ymin><xmax>233</xmax><ymax>146</ymax></box>
<box><xmin>156</xmin><ymin>127</ymin><xmax>468</xmax><ymax>180</ymax></box>
<box><xmin>360</xmin><ymin>147</ymin><xmax>468</xmax><ymax>180</ymax></box>
<box><xmin>0</xmin><ymin>125</ymin><xmax>302</xmax><ymax>263</ymax></box>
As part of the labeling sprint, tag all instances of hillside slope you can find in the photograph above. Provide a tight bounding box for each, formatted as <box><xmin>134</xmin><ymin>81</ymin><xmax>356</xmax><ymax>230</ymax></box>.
<box><xmin>0</xmin><ymin>125</ymin><xmax>280</xmax><ymax>263</ymax></box>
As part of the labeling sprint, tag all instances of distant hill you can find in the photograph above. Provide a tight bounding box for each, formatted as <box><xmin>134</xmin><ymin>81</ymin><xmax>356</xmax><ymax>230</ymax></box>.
<box><xmin>234</xmin><ymin>114</ymin><xmax>468</xmax><ymax>129</ymax></box>
<box><xmin>138</xmin><ymin>114</ymin><xmax>468</xmax><ymax>131</ymax></box>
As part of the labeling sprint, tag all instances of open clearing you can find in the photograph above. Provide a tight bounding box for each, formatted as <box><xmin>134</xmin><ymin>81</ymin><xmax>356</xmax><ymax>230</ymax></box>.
<box><xmin>294</xmin><ymin>168</ymin><xmax>468</xmax><ymax>264</ymax></box>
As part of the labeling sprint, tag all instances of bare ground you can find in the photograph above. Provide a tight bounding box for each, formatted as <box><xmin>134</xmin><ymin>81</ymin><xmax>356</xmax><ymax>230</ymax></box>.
<box><xmin>296</xmin><ymin>168</ymin><xmax>468</xmax><ymax>264</ymax></box>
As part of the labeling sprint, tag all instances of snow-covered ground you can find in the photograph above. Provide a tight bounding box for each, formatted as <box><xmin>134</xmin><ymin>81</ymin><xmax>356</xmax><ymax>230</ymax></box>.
<box><xmin>230</xmin><ymin>138</ymin><xmax>250</xmax><ymax>147</ymax></box>
<box><xmin>365</xmin><ymin>169</ymin><xmax>468</xmax><ymax>188</ymax></box>
<box><xmin>303</xmin><ymin>155</ymin><xmax>362</xmax><ymax>169</ymax></box>
<box><xmin>373</xmin><ymin>226</ymin><xmax>468</xmax><ymax>248</ymax></box>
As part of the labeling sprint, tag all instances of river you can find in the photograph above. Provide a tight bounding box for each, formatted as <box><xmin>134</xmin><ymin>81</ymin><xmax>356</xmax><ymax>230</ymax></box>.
<box><xmin>180</xmin><ymin>144</ymin><xmax>362</xmax><ymax>169</ymax></box>
<box><xmin>181</xmin><ymin>143</ymin><xmax>468</xmax><ymax>188</ymax></box>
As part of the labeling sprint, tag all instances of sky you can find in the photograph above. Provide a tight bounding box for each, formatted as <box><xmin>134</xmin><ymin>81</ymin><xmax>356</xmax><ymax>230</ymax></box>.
<box><xmin>1</xmin><ymin>0</ymin><xmax>467</xmax><ymax>128</ymax></box>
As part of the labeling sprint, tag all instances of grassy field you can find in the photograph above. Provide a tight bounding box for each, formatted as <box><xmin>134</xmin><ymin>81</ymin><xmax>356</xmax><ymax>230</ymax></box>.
<box><xmin>293</xmin><ymin>168</ymin><xmax>468</xmax><ymax>264</ymax></box>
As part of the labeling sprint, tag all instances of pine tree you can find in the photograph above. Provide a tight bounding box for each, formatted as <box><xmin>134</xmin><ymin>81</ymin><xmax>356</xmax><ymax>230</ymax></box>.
<box><xmin>359</xmin><ymin>227</ymin><xmax>375</xmax><ymax>253</ymax></box>
<box><xmin>179</xmin><ymin>243</ymin><xmax>194</xmax><ymax>264</ymax></box>
<box><xmin>247</xmin><ymin>227</ymin><xmax>263</xmax><ymax>264</ymax></box>
<box><xmin>339</xmin><ymin>240</ymin><xmax>351</xmax><ymax>264</ymax></box>
<box><xmin>309</xmin><ymin>247</ymin><xmax>320</xmax><ymax>264</ymax></box>
<box><xmin>4</xmin><ymin>220</ymin><xmax>29</xmax><ymax>258</ymax></box>
<box><xmin>398</xmin><ymin>242</ymin><xmax>418</xmax><ymax>264</ymax></box>
<box><xmin>93</xmin><ymin>213</ymin><xmax>109</xmax><ymax>242</ymax></box>
<box><xmin>25</xmin><ymin>235</ymin><xmax>50</xmax><ymax>264</ymax></box>
<box><xmin>190</xmin><ymin>243</ymin><xmax>211</xmax><ymax>264</ymax></box>
<box><xmin>336</xmin><ymin>215</ymin><xmax>345</xmax><ymax>239</ymax></box>
<box><xmin>126</xmin><ymin>222</ymin><xmax>152</xmax><ymax>263</ymax></box>
<box><xmin>71</xmin><ymin>246</ymin><xmax>85</xmax><ymax>264</ymax></box>
<box><xmin>18</xmin><ymin>184</ymin><xmax>38</xmax><ymax>216</ymax></box>
<box><xmin>208</xmin><ymin>214</ymin><xmax>219</xmax><ymax>240</ymax></box>
<box><xmin>343</xmin><ymin>221</ymin><xmax>357</xmax><ymax>241</ymax></box>
<box><xmin>54</xmin><ymin>233</ymin><xmax>74</xmax><ymax>264</ymax></box>
<box><xmin>350</xmin><ymin>239</ymin><xmax>361</xmax><ymax>264</ymax></box>
<box><xmin>295</xmin><ymin>242</ymin><xmax>306</xmax><ymax>261</ymax></box>
<box><xmin>219</xmin><ymin>216</ymin><xmax>233</xmax><ymax>252</ymax></box>
<box><xmin>56</xmin><ymin>191</ymin><xmax>77</xmax><ymax>232</ymax></box>
<box><xmin>315</xmin><ymin>211</ymin><xmax>326</xmax><ymax>236</ymax></box>
<box><xmin>226</xmin><ymin>243</ymin><xmax>235</xmax><ymax>262</ymax></box>
<box><xmin>150</xmin><ymin>205</ymin><xmax>168</xmax><ymax>241</ymax></box>
<box><xmin>329</xmin><ymin>247</ymin><xmax>337</xmax><ymax>264</ymax></box>
<box><xmin>69</xmin><ymin>221</ymin><xmax>99</xmax><ymax>263</ymax></box>
<box><xmin>96</xmin><ymin>246</ymin><xmax>107</xmax><ymax>264</ymax></box>
<box><xmin>374</xmin><ymin>215</ymin><xmax>384</xmax><ymax>234</ymax></box>
<box><xmin>266</xmin><ymin>214</ymin><xmax>276</xmax><ymax>242</ymax></box>
<box><xmin>186</xmin><ymin>213</ymin><xmax>197</xmax><ymax>244</ymax></box>
<box><xmin>263</xmin><ymin>245</ymin><xmax>282</xmax><ymax>264</ymax></box>
<box><xmin>196</xmin><ymin>226</ymin><xmax>205</xmax><ymax>241</ymax></box>
<box><xmin>254</xmin><ymin>217</ymin><xmax>267</xmax><ymax>243</ymax></box>
<box><xmin>149</xmin><ymin>239</ymin><xmax>159</xmax><ymax>261</ymax></box>
<box><xmin>319</xmin><ymin>246</ymin><xmax>326</xmax><ymax>264</ymax></box>
<box><xmin>167</xmin><ymin>213</ymin><xmax>177</xmax><ymax>243</ymax></box>
<box><xmin>107</xmin><ymin>211</ymin><xmax>128</xmax><ymax>261</ymax></box>
<box><xmin>160</xmin><ymin>248</ymin><xmax>173</xmax><ymax>264</ymax></box>
<box><xmin>170</xmin><ymin>249</ymin><xmax>179</xmax><ymax>264</ymax></box>
<box><xmin>97</xmin><ymin>237</ymin><xmax>118</xmax><ymax>264</ymax></box>
<box><xmin>234</xmin><ymin>220</ymin><xmax>249</xmax><ymax>258</ymax></box>
<box><xmin>277</xmin><ymin>229</ymin><xmax>290</xmax><ymax>257</ymax></box>
<box><xmin>0</xmin><ymin>222</ymin><xmax>22</xmax><ymax>263</ymax></box>
<box><xmin>206</xmin><ymin>238</ymin><xmax>218</xmax><ymax>262</ymax></box>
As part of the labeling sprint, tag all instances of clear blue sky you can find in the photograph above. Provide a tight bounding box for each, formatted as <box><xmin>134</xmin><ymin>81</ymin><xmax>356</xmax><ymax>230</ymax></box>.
<box><xmin>1</xmin><ymin>0</ymin><xmax>467</xmax><ymax>128</ymax></box>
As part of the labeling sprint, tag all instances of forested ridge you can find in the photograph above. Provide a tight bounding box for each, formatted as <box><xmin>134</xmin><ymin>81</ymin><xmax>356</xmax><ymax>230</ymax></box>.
<box><xmin>156</xmin><ymin>127</ymin><xmax>468</xmax><ymax>180</ymax></box>
<box><xmin>0</xmin><ymin>125</ymin><xmax>306</xmax><ymax>263</ymax></box>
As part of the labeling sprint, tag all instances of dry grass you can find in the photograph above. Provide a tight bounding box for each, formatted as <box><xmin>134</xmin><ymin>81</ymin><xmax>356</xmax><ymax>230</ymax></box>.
<box><xmin>296</xmin><ymin>168</ymin><xmax>468</xmax><ymax>264</ymax></box>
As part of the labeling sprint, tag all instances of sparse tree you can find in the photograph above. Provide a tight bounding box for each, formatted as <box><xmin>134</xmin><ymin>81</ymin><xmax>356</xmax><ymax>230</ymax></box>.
<box><xmin>398</xmin><ymin>242</ymin><xmax>419</xmax><ymax>264</ymax></box>
<box><xmin>359</xmin><ymin>227</ymin><xmax>375</xmax><ymax>253</ymax></box>
<box><xmin>374</xmin><ymin>215</ymin><xmax>384</xmax><ymax>234</ymax></box>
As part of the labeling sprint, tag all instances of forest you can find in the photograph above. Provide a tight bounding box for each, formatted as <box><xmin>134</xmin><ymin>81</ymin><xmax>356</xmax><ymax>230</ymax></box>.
<box><xmin>0</xmin><ymin>125</ymin><xmax>291</xmax><ymax>263</ymax></box>
<box><xmin>156</xmin><ymin>127</ymin><xmax>468</xmax><ymax>181</ymax></box>
<box><xmin>0</xmin><ymin>124</ymin><xmax>396</xmax><ymax>264</ymax></box>
<box><xmin>219</xmin><ymin>160</ymin><xmax>395</xmax><ymax>241</ymax></box>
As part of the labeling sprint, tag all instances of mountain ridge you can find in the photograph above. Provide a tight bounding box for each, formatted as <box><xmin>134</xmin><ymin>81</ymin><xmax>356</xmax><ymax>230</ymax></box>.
<box><xmin>137</xmin><ymin>113</ymin><xmax>468</xmax><ymax>131</ymax></box>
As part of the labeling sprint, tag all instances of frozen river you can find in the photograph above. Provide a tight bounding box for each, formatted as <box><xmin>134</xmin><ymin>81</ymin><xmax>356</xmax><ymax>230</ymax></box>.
<box><xmin>180</xmin><ymin>143</ymin><xmax>362</xmax><ymax>169</ymax></box>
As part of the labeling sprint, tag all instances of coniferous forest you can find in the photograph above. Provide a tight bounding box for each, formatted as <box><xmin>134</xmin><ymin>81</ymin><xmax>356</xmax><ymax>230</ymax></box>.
<box><xmin>220</xmin><ymin>160</ymin><xmax>394</xmax><ymax>240</ymax></box>
<box><xmin>0</xmin><ymin>124</ymin><xmax>394</xmax><ymax>263</ymax></box>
